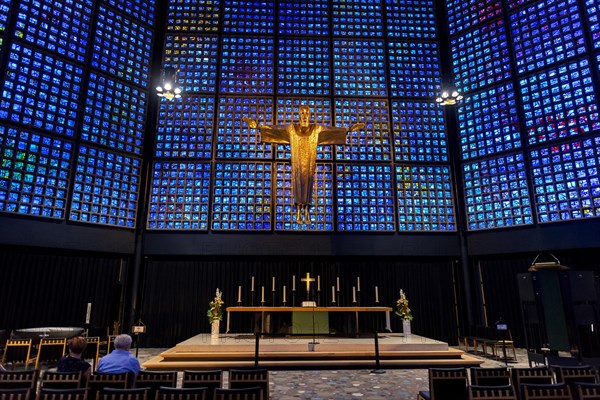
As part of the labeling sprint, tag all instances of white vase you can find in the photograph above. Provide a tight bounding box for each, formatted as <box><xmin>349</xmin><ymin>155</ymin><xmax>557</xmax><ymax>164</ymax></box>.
<box><xmin>402</xmin><ymin>319</ymin><xmax>411</xmax><ymax>336</ymax></box>
<box><xmin>211</xmin><ymin>320</ymin><xmax>220</xmax><ymax>339</ymax></box>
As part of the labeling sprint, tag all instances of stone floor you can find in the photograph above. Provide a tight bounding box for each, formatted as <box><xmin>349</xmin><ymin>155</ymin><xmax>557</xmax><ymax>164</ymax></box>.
<box><xmin>136</xmin><ymin>346</ymin><xmax>532</xmax><ymax>400</ymax></box>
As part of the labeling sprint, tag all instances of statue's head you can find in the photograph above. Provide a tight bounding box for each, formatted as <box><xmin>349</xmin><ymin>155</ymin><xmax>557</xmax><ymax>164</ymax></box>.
<box><xmin>299</xmin><ymin>105</ymin><xmax>311</xmax><ymax>127</ymax></box>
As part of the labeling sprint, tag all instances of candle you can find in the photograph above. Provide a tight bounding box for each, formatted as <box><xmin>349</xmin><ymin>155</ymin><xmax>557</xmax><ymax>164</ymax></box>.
<box><xmin>352</xmin><ymin>286</ymin><xmax>356</xmax><ymax>303</ymax></box>
<box><xmin>272</xmin><ymin>276</ymin><xmax>275</xmax><ymax>291</ymax></box>
<box><xmin>317</xmin><ymin>275</ymin><xmax>321</xmax><ymax>291</ymax></box>
<box><xmin>375</xmin><ymin>286</ymin><xmax>379</xmax><ymax>303</ymax></box>
<box><xmin>292</xmin><ymin>275</ymin><xmax>296</xmax><ymax>291</ymax></box>
<box><xmin>261</xmin><ymin>286</ymin><xmax>265</xmax><ymax>303</ymax></box>
<box><xmin>357</xmin><ymin>277</ymin><xmax>361</xmax><ymax>292</ymax></box>
<box><xmin>332</xmin><ymin>286</ymin><xmax>336</xmax><ymax>302</ymax></box>
<box><xmin>85</xmin><ymin>303</ymin><xmax>92</xmax><ymax>324</ymax></box>
<box><xmin>238</xmin><ymin>286</ymin><xmax>242</xmax><ymax>303</ymax></box>
<box><xmin>283</xmin><ymin>285</ymin><xmax>287</xmax><ymax>303</ymax></box>
<box><xmin>336</xmin><ymin>277</ymin><xmax>340</xmax><ymax>291</ymax></box>
<box><xmin>251</xmin><ymin>276</ymin><xmax>255</xmax><ymax>292</ymax></box>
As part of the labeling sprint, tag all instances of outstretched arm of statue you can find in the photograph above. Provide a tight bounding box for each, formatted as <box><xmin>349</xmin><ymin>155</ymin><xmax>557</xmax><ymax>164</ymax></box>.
<box><xmin>242</xmin><ymin>116</ymin><xmax>259</xmax><ymax>129</ymax></box>
<box><xmin>242</xmin><ymin>116</ymin><xmax>290</xmax><ymax>144</ymax></box>
<box><xmin>350</xmin><ymin>122</ymin><xmax>365</xmax><ymax>131</ymax></box>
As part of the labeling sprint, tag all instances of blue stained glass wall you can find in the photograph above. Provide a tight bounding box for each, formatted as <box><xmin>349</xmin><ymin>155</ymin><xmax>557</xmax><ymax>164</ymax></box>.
<box><xmin>277</xmin><ymin>38</ymin><xmax>330</xmax><ymax>96</ymax></box>
<box><xmin>388</xmin><ymin>41</ymin><xmax>441</xmax><ymax>97</ymax></box>
<box><xmin>163</xmin><ymin>35</ymin><xmax>219</xmax><ymax>94</ymax></box>
<box><xmin>385</xmin><ymin>0</ymin><xmax>437</xmax><ymax>40</ymax></box>
<box><xmin>332</xmin><ymin>0</ymin><xmax>383</xmax><ymax>37</ymax></box>
<box><xmin>219</xmin><ymin>36</ymin><xmax>274</xmax><ymax>94</ymax></box>
<box><xmin>167</xmin><ymin>0</ymin><xmax>220</xmax><ymax>32</ymax></box>
<box><xmin>333</xmin><ymin>39</ymin><xmax>387</xmax><ymax>97</ymax></box>
<box><xmin>0</xmin><ymin>0</ymin><xmax>10</xmax><ymax>34</ymax></box>
<box><xmin>586</xmin><ymin>0</ymin><xmax>600</xmax><ymax>49</ymax></box>
<box><xmin>278</xmin><ymin>0</ymin><xmax>329</xmax><ymax>36</ymax></box>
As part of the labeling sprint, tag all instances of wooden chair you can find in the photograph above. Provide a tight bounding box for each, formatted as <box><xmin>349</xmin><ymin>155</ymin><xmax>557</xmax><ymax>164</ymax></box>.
<box><xmin>35</xmin><ymin>339</ymin><xmax>67</xmax><ymax>370</ymax></box>
<box><xmin>213</xmin><ymin>387</ymin><xmax>262</xmax><ymax>400</ymax></box>
<box><xmin>182</xmin><ymin>370</ymin><xmax>222</xmax><ymax>400</ymax></box>
<box><xmin>487</xmin><ymin>330</ymin><xmax>517</xmax><ymax>362</ymax></box>
<box><xmin>83</xmin><ymin>338</ymin><xmax>101</xmax><ymax>372</ymax></box>
<box><xmin>228</xmin><ymin>369</ymin><xmax>268</xmax><ymax>400</ymax></box>
<box><xmin>470</xmin><ymin>367</ymin><xmax>511</xmax><ymax>386</ymax></box>
<box><xmin>96</xmin><ymin>388</ymin><xmax>147</xmax><ymax>400</ymax></box>
<box><xmin>1</xmin><ymin>340</ymin><xmax>34</xmax><ymax>370</ymax></box>
<box><xmin>522</xmin><ymin>383</ymin><xmax>572</xmax><ymax>400</ymax></box>
<box><xmin>0</xmin><ymin>387</ymin><xmax>34</xmax><ymax>400</ymax></box>
<box><xmin>577</xmin><ymin>382</ymin><xmax>600</xmax><ymax>400</ymax></box>
<box><xmin>156</xmin><ymin>387</ymin><xmax>207</xmax><ymax>400</ymax></box>
<box><xmin>468</xmin><ymin>385</ymin><xmax>516</xmax><ymax>400</ymax></box>
<box><xmin>40</xmin><ymin>371</ymin><xmax>83</xmax><ymax>389</ymax></box>
<box><xmin>511</xmin><ymin>367</ymin><xmax>553</xmax><ymax>400</ymax></box>
<box><xmin>133</xmin><ymin>371</ymin><xmax>176</xmax><ymax>399</ymax></box>
<box><xmin>87</xmin><ymin>373</ymin><xmax>129</xmax><ymax>400</ymax></box>
<box><xmin>553</xmin><ymin>365</ymin><xmax>598</xmax><ymax>397</ymax></box>
<box><xmin>37</xmin><ymin>388</ymin><xmax>88</xmax><ymax>400</ymax></box>
<box><xmin>0</xmin><ymin>370</ymin><xmax>39</xmax><ymax>389</ymax></box>
<box><xmin>417</xmin><ymin>367</ymin><xmax>468</xmax><ymax>400</ymax></box>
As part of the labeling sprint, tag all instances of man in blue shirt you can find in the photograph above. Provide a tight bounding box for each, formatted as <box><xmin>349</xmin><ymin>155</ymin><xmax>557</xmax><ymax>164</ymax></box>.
<box><xmin>97</xmin><ymin>334</ymin><xmax>141</xmax><ymax>375</ymax></box>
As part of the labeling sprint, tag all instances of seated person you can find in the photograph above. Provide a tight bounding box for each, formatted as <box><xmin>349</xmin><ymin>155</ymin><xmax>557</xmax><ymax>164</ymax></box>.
<box><xmin>97</xmin><ymin>334</ymin><xmax>140</xmax><ymax>375</ymax></box>
<box><xmin>57</xmin><ymin>336</ymin><xmax>92</xmax><ymax>380</ymax></box>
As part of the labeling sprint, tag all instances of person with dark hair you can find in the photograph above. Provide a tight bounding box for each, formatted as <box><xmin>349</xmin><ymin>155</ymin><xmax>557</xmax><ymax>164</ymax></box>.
<box><xmin>97</xmin><ymin>334</ymin><xmax>140</xmax><ymax>375</ymax></box>
<box><xmin>57</xmin><ymin>336</ymin><xmax>92</xmax><ymax>379</ymax></box>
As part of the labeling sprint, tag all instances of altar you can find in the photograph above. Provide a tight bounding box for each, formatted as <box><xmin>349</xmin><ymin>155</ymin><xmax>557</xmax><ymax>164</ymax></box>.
<box><xmin>225</xmin><ymin>306</ymin><xmax>392</xmax><ymax>336</ymax></box>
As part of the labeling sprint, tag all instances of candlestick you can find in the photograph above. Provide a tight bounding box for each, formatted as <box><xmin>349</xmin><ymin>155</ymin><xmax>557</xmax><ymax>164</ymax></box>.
<box><xmin>331</xmin><ymin>286</ymin><xmax>335</xmax><ymax>303</ymax></box>
<box><xmin>272</xmin><ymin>276</ymin><xmax>275</xmax><ymax>291</ymax></box>
<box><xmin>251</xmin><ymin>276</ymin><xmax>255</xmax><ymax>292</ymax></box>
<box><xmin>237</xmin><ymin>286</ymin><xmax>242</xmax><ymax>303</ymax></box>
<box><xmin>261</xmin><ymin>286</ymin><xmax>265</xmax><ymax>303</ymax></box>
<box><xmin>352</xmin><ymin>286</ymin><xmax>356</xmax><ymax>303</ymax></box>
<box><xmin>375</xmin><ymin>286</ymin><xmax>379</xmax><ymax>303</ymax></box>
<box><xmin>283</xmin><ymin>285</ymin><xmax>287</xmax><ymax>303</ymax></box>
<box><xmin>357</xmin><ymin>277</ymin><xmax>361</xmax><ymax>292</ymax></box>
<box><xmin>292</xmin><ymin>275</ymin><xmax>296</xmax><ymax>291</ymax></box>
<box><xmin>317</xmin><ymin>275</ymin><xmax>321</xmax><ymax>291</ymax></box>
<box><xmin>336</xmin><ymin>277</ymin><xmax>340</xmax><ymax>291</ymax></box>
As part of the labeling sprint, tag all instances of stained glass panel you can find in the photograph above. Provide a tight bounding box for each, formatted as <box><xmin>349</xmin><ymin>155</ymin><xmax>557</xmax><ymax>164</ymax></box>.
<box><xmin>333</xmin><ymin>39</ymin><xmax>387</xmax><ymax>97</ymax></box>
<box><xmin>222</xmin><ymin>1</ymin><xmax>274</xmax><ymax>35</ymax></box>
<box><xmin>102</xmin><ymin>0</ymin><xmax>155</xmax><ymax>27</ymax></box>
<box><xmin>385</xmin><ymin>0</ymin><xmax>437</xmax><ymax>40</ymax></box>
<box><xmin>167</xmin><ymin>0</ymin><xmax>220</xmax><ymax>32</ymax></box>
<box><xmin>277</xmin><ymin>38</ymin><xmax>330</xmax><ymax>96</ymax></box>
<box><xmin>163</xmin><ymin>34</ymin><xmax>219</xmax><ymax>93</ymax></box>
<box><xmin>278</xmin><ymin>0</ymin><xmax>329</xmax><ymax>36</ymax></box>
<box><xmin>219</xmin><ymin>36</ymin><xmax>274</xmax><ymax>94</ymax></box>
<box><xmin>332</xmin><ymin>0</ymin><xmax>383</xmax><ymax>37</ymax></box>
<box><xmin>445</xmin><ymin>0</ymin><xmax>502</xmax><ymax>36</ymax></box>
<box><xmin>388</xmin><ymin>41</ymin><xmax>441</xmax><ymax>97</ymax></box>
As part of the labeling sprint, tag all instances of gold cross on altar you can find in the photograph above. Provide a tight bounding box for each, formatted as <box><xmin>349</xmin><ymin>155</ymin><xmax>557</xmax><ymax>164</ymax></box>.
<box><xmin>301</xmin><ymin>272</ymin><xmax>315</xmax><ymax>292</ymax></box>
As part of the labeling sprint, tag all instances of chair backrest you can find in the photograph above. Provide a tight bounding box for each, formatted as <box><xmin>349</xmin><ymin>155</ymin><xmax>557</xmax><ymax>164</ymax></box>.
<box><xmin>41</xmin><ymin>371</ymin><xmax>83</xmax><ymax>389</ymax></box>
<box><xmin>36</xmin><ymin>339</ymin><xmax>67</xmax><ymax>369</ymax></box>
<box><xmin>228</xmin><ymin>369</ymin><xmax>268</xmax><ymax>400</ymax></box>
<box><xmin>511</xmin><ymin>366</ymin><xmax>553</xmax><ymax>399</ymax></box>
<box><xmin>553</xmin><ymin>365</ymin><xmax>598</xmax><ymax>386</ymax></box>
<box><xmin>0</xmin><ymin>370</ymin><xmax>39</xmax><ymax>389</ymax></box>
<box><xmin>38</xmin><ymin>388</ymin><xmax>88</xmax><ymax>400</ymax></box>
<box><xmin>1</xmin><ymin>340</ymin><xmax>33</xmax><ymax>369</ymax></box>
<box><xmin>213</xmin><ymin>387</ymin><xmax>262</xmax><ymax>400</ymax></box>
<box><xmin>522</xmin><ymin>382</ymin><xmax>572</xmax><ymax>400</ymax></box>
<box><xmin>134</xmin><ymin>371</ymin><xmax>176</xmax><ymax>399</ymax></box>
<box><xmin>577</xmin><ymin>382</ymin><xmax>600</xmax><ymax>400</ymax></box>
<box><xmin>87</xmin><ymin>373</ymin><xmax>129</xmax><ymax>400</ymax></box>
<box><xmin>105</xmin><ymin>337</ymin><xmax>117</xmax><ymax>357</ymax></box>
<box><xmin>0</xmin><ymin>387</ymin><xmax>34</xmax><ymax>400</ymax></box>
<box><xmin>182</xmin><ymin>370</ymin><xmax>222</xmax><ymax>400</ymax></box>
<box><xmin>156</xmin><ymin>387</ymin><xmax>207</xmax><ymax>400</ymax></box>
<box><xmin>470</xmin><ymin>367</ymin><xmax>511</xmax><ymax>387</ymax></box>
<box><xmin>429</xmin><ymin>368</ymin><xmax>468</xmax><ymax>400</ymax></box>
<box><xmin>96</xmin><ymin>388</ymin><xmax>147</xmax><ymax>400</ymax></box>
<box><xmin>83</xmin><ymin>338</ymin><xmax>101</xmax><ymax>372</ymax></box>
<box><xmin>468</xmin><ymin>385</ymin><xmax>516</xmax><ymax>400</ymax></box>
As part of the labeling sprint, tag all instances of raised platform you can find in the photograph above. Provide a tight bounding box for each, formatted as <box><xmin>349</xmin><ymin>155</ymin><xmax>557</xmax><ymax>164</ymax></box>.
<box><xmin>143</xmin><ymin>333</ymin><xmax>483</xmax><ymax>370</ymax></box>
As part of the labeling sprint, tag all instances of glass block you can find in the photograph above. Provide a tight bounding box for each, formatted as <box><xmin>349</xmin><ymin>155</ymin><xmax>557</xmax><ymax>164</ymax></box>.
<box><xmin>391</xmin><ymin>100</ymin><xmax>448</xmax><ymax>162</ymax></box>
<box><xmin>222</xmin><ymin>1</ymin><xmax>274</xmax><ymax>35</ymax></box>
<box><xmin>91</xmin><ymin>4</ymin><xmax>153</xmax><ymax>88</ymax></box>
<box><xmin>333</xmin><ymin>39</ymin><xmax>387</xmax><ymax>97</ymax></box>
<box><xmin>463</xmin><ymin>152</ymin><xmax>533</xmax><ymax>230</ymax></box>
<box><xmin>530</xmin><ymin>135</ymin><xmax>600</xmax><ymax>223</ymax></box>
<box><xmin>335</xmin><ymin>164</ymin><xmax>395</xmax><ymax>232</ymax></box>
<box><xmin>585</xmin><ymin>0</ymin><xmax>600</xmax><ymax>50</ymax></box>
<box><xmin>385</xmin><ymin>0</ymin><xmax>437</xmax><ymax>40</ymax></box>
<box><xmin>334</xmin><ymin>99</ymin><xmax>392</xmax><ymax>162</ymax></box>
<box><xmin>69</xmin><ymin>145</ymin><xmax>141</xmax><ymax>228</ymax></box>
<box><xmin>274</xmin><ymin>98</ymin><xmax>334</xmax><ymax>161</ymax></box>
<box><xmin>0</xmin><ymin>124</ymin><xmax>72</xmax><ymax>219</ymax></box>
<box><xmin>446</xmin><ymin>0</ymin><xmax>502</xmax><ymax>36</ymax></box>
<box><xmin>396</xmin><ymin>165</ymin><xmax>456</xmax><ymax>231</ymax></box>
<box><xmin>332</xmin><ymin>0</ymin><xmax>383</xmax><ymax>37</ymax></box>
<box><xmin>277</xmin><ymin>38</ymin><xmax>330</xmax><ymax>96</ymax></box>
<box><xmin>102</xmin><ymin>0</ymin><xmax>155</xmax><ymax>27</ymax></box>
<box><xmin>0</xmin><ymin>43</ymin><xmax>83</xmax><ymax>137</ymax></box>
<box><xmin>520</xmin><ymin>58</ymin><xmax>599</xmax><ymax>145</ymax></box>
<box><xmin>163</xmin><ymin>34</ymin><xmax>219</xmax><ymax>93</ymax></box>
<box><xmin>155</xmin><ymin>96</ymin><xmax>215</xmax><ymax>158</ymax></box>
<box><xmin>510</xmin><ymin>0</ymin><xmax>585</xmax><ymax>75</ymax></box>
<box><xmin>219</xmin><ymin>36</ymin><xmax>274</xmax><ymax>94</ymax></box>
<box><xmin>167</xmin><ymin>0</ymin><xmax>220</xmax><ymax>32</ymax></box>
<box><xmin>14</xmin><ymin>0</ymin><xmax>93</xmax><ymax>63</ymax></box>
<box><xmin>211</xmin><ymin>162</ymin><xmax>272</xmax><ymax>231</ymax></box>
<box><xmin>451</xmin><ymin>19</ymin><xmax>511</xmax><ymax>93</ymax></box>
<box><xmin>146</xmin><ymin>161</ymin><xmax>211</xmax><ymax>230</ymax></box>
<box><xmin>507</xmin><ymin>0</ymin><xmax>543</xmax><ymax>10</ymax></box>
<box><xmin>457</xmin><ymin>83</ymin><xmax>521</xmax><ymax>160</ymax></box>
<box><xmin>388</xmin><ymin>41</ymin><xmax>441</xmax><ymax>97</ymax></box>
<box><xmin>278</xmin><ymin>0</ymin><xmax>329</xmax><ymax>36</ymax></box>
<box><xmin>216</xmin><ymin>96</ymin><xmax>273</xmax><ymax>159</ymax></box>
<box><xmin>274</xmin><ymin>162</ymin><xmax>334</xmax><ymax>231</ymax></box>
<box><xmin>0</xmin><ymin>0</ymin><xmax>10</xmax><ymax>33</ymax></box>
<box><xmin>82</xmin><ymin>72</ymin><xmax>147</xmax><ymax>156</ymax></box>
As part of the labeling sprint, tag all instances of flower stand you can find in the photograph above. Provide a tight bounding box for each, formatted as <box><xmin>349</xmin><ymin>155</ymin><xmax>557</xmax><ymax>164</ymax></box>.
<box><xmin>402</xmin><ymin>319</ymin><xmax>411</xmax><ymax>336</ymax></box>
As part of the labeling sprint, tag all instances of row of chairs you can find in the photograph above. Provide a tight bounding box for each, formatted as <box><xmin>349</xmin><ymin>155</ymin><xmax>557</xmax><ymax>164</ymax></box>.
<box><xmin>417</xmin><ymin>365</ymin><xmax>600</xmax><ymax>400</ymax></box>
<box><xmin>0</xmin><ymin>386</ymin><xmax>263</xmax><ymax>400</ymax></box>
<box><xmin>1</xmin><ymin>337</ymin><xmax>116</xmax><ymax>371</ymax></box>
<box><xmin>0</xmin><ymin>369</ymin><xmax>269</xmax><ymax>400</ymax></box>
